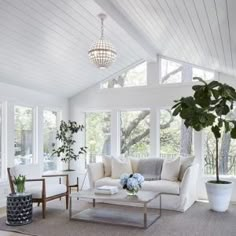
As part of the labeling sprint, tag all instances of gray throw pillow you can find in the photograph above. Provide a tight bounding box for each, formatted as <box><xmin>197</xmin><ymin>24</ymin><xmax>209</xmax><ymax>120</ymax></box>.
<box><xmin>137</xmin><ymin>158</ymin><xmax>164</xmax><ymax>181</ymax></box>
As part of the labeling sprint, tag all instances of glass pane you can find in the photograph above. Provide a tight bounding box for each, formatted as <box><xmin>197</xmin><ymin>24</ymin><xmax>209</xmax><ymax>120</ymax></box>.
<box><xmin>43</xmin><ymin>110</ymin><xmax>58</xmax><ymax>172</ymax></box>
<box><xmin>192</xmin><ymin>68</ymin><xmax>214</xmax><ymax>81</ymax></box>
<box><xmin>86</xmin><ymin>112</ymin><xmax>111</xmax><ymax>164</ymax></box>
<box><xmin>160</xmin><ymin>109</ymin><xmax>181</xmax><ymax>157</ymax></box>
<box><xmin>120</xmin><ymin>110</ymin><xmax>150</xmax><ymax>157</ymax></box>
<box><xmin>101</xmin><ymin>62</ymin><xmax>147</xmax><ymax>88</ymax></box>
<box><xmin>204</xmin><ymin>108</ymin><xmax>236</xmax><ymax>176</ymax></box>
<box><xmin>160</xmin><ymin>59</ymin><xmax>182</xmax><ymax>84</ymax></box>
<box><xmin>0</xmin><ymin>104</ymin><xmax>2</xmax><ymax>178</ymax></box>
<box><xmin>14</xmin><ymin>106</ymin><xmax>33</xmax><ymax>165</ymax></box>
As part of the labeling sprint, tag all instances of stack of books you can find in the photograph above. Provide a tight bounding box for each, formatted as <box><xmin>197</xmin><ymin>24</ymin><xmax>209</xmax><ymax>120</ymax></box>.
<box><xmin>95</xmin><ymin>186</ymin><xmax>119</xmax><ymax>195</ymax></box>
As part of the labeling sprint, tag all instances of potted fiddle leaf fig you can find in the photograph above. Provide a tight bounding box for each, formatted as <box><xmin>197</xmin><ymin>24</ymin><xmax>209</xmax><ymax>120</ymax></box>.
<box><xmin>52</xmin><ymin>120</ymin><xmax>87</xmax><ymax>171</ymax></box>
<box><xmin>172</xmin><ymin>77</ymin><xmax>236</xmax><ymax>212</ymax></box>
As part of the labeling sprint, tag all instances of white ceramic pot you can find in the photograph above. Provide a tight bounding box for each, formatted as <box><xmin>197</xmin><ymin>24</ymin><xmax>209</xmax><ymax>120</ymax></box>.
<box><xmin>205</xmin><ymin>181</ymin><xmax>234</xmax><ymax>212</ymax></box>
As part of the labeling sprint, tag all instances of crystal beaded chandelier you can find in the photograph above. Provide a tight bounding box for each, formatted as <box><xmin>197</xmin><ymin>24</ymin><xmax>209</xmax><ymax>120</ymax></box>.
<box><xmin>88</xmin><ymin>13</ymin><xmax>117</xmax><ymax>69</ymax></box>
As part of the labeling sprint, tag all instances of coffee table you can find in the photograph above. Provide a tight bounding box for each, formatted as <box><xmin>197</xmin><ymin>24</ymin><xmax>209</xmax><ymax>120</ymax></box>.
<box><xmin>69</xmin><ymin>189</ymin><xmax>161</xmax><ymax>229</ymax></box>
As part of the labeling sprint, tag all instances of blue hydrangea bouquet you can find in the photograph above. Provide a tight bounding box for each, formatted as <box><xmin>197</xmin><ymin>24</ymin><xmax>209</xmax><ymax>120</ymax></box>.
<box><xmin>120</xmin><ymin>173</ymin><xmax>144</xmax><ymax>195</ymax></box>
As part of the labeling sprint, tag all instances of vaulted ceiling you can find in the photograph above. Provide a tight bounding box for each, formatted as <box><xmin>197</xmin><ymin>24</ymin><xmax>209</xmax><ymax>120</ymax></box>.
<box><xmin>0</xmin><ymin>0</ymin><xmax>235</xmax><ymax>97</ymax></box>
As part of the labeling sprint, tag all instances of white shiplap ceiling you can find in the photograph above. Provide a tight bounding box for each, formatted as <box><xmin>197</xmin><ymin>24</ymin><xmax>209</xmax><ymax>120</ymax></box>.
<box><xmin>0</xmin><ymin>0</ymin><xmax>147</xmax><ymax>97</ymax></box>
<box><xmin>98</xmin><ymin>0</ymin><xmax>236</xmax><ymax>77</ymax></box>
<box><xmin>0</xmin><ymin>0</ymin><xmax>236</xmax><ymax>97</ymax></box>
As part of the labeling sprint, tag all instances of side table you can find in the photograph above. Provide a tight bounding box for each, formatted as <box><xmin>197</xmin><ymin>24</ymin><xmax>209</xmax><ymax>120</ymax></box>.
<box><xmin>6</xmin><ymin>193</ymin><xmax>33</xmax><ymax>226</ymax></box>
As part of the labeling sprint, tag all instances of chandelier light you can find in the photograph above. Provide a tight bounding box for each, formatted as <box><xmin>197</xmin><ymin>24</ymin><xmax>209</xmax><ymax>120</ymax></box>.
<box><xmin>88</xmin><ymin>13</ymin><xmax>117</xmax><ymax>69</ymax></box>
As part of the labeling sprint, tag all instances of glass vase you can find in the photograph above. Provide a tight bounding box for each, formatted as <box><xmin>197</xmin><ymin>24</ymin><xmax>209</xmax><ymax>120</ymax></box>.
<box><xmin>15</xmin><ymin>183</ymin><xmax>25</xmax><ymax>195</ymax></box>
<box><xmin>126</xmin><ymin>189</ymin><xmax>138</xmax><ymax>196</ymax></box>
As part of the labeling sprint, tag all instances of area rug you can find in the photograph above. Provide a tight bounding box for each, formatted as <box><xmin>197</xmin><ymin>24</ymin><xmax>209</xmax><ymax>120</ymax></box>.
<box><xmin>0</xmin><ymin>200</ymin><xmax>236</xmax><ymax>236</ymax></box>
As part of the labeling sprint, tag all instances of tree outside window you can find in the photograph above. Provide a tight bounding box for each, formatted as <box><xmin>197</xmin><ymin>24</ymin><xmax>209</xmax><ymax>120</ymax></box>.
<box><xmin>160</xmin><ymin>59</ymin><xmax>183</xmax><ymax>84</ymax></box>
<box><xmin>160</xmin><ymin>109</ymin><xmax>193</xmax><ymax>158</ymax></box>
<box><xmin>120</xmin><ymin>111</ymin><xmax>150</xmax><ymax>157</ymax></box>
<box><xmin>43</xmin><ymin>110</ymin><xmax>58</xmax><ymax>171</ymax></box>
<box><xmin>204</xmin><ymin>108</ymin><xmax>236</xmax><ymax>176</ymax></box>
<box><xmin>14</xmin><ymin>106</ymin><xmax>33</xmax><ymax>165</ymax></box>
<box><xmin>85</xmin><ymin>112</ymin><xmax>111</xmax><ymax>163</ymax></box>
<box><xmin>101</xmin><ymin>62</ymin><xmax>147</xmax><ymax>88</ymax></box>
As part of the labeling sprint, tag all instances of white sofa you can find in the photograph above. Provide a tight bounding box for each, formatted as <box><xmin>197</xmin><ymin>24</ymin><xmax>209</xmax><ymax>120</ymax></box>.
<box><xmin>88</xmin><ymin>158</ymin><xmax>199</xmax><ymax>212</ymax></box>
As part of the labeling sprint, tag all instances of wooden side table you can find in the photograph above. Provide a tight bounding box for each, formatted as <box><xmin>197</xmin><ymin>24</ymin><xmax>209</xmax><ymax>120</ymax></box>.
<box><xmin>6</xmin><ymin>193</ymin><xmax>33</xmax><ymax>226</ymax></box>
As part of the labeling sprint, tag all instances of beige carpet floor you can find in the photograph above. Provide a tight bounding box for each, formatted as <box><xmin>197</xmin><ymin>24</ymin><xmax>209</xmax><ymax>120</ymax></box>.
<box><xmin>0</xmin><ymin>200</ymin><xmax>236</xmax><ymax>236</ymax></box>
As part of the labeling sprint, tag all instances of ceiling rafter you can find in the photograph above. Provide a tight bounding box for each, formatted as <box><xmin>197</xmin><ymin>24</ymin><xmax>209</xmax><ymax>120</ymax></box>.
<box><xmin>94</xmin><ymin>0</ymin><xmax>157</xmax><ymax>60</ymax></box>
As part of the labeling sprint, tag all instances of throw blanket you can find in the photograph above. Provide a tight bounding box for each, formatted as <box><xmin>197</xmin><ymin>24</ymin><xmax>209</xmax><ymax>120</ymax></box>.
<box><xmin>137</xmin><ymin>158</ymin><xmax>164</xmax><ymax>181</ymax></box>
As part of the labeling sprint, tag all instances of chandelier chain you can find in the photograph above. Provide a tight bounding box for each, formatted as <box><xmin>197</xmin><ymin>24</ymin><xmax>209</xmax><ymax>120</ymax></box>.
<box><xmin>100</xmin><ymin>17</ymin><xmax>104</xmax><ymax>39</ymax></box>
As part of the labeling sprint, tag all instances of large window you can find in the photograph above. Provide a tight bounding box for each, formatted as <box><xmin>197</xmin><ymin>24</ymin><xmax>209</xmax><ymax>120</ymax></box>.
<box><xmin>204</xmin><ymin>109</ymin><xmax>236</xmax><ymax>176</ymax></box>
<box><xmin>43</xmin><ymin>110</ymin><xmax>58</xmax><ymax>172</ymax></box>
<box><xmin>86</xmin><ymin>112</ymin><xmax>111</xmax><ymax>163</ymax></box>
<box><xmin>192</xmin><ymin>67</ymin><xmax>214</xmax><ymax>81</ymax></box>
<box><xmin>14</xmin><ymin>106</ymin><xmax>33</xmax><ymax>165</ymax></box>
<box><xmin>0</xmin><ymin>104</ymin><xmax>2</xmax><ymax>178</ymax></box>
<box><xmin>160</xmin><ymin>59</ymin><xmax>183</xmax><ymax>84</ymax></box>
<box><xmin>160</xmin><ymin>109</ymin><xmax>193</xmax><ymax>158</ymax></box>
<box><xmin>120</xmin><ymin>110</ymin><xmax>150</xmax><ymax>157</ymax></box>
<box><xmin>101</xmin><ymin>62</ymin><xmax>147</xmax><ymax>88</ymax></box>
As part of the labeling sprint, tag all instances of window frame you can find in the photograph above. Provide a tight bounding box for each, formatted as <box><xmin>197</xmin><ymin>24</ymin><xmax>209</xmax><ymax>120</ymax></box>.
<box><xmin>159</xmin><ymin>56</ymin><xmax>217</xmax><ymax>87</ymax></box>
<box><xmin>100</xmin><ymin>61</ymin><xmax>147</xmax><ymax>89</ymax></box>
<box><xmin>191</xmin><ymin>65</ymin><xmax>217</xmax><ymax>83</ymax></box>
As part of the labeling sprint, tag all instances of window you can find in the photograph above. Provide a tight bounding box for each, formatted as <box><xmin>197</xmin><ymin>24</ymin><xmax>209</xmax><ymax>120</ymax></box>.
<box><xmin>160</xmin><ymin>59</ymin><xmax>183</xmax><ymax>84</ymax></box>
<box><xmin>204</xmin><ymin>108</ymin><xmax>236</xmax><ymax>176</ymax></box>
<box><xmin>192</xmin><ymin>68</ymin><xmax>214</xmax><ymax>81</ymax></box>
<box><xmin>86</xmin><ymin>112</ymin><xmax>111</xmax><ymax>163</ymax></box>
<box><xmin>120</xmin><ymin>110</ymin><xmax>150</xmax><ymax>157</ymax></box>
<box><xmin>43</xmin><ymin>110</ymin><xmax>58</xmax><ymax>172</ymax></box>
<box><xmin>14</xmin><ymin>106</ymin><xmax>33</xmax><ymax>165</ymax></box>
<box><xmin>160</xmin><ymin>109</ymin><xmax>193</xmax><ymax>158</ymax></box>
<box><xmin>101</xmin><ymin>62</ymin><xmax>147</xmax><ymax>88</ymax></box>
<box><xmin>0</xmin><ymin>104</ymin><xmax>2</xmax><ymax>178</ymax></box>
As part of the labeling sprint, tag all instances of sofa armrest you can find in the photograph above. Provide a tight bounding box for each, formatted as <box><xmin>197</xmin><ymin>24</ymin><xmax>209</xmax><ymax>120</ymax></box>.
<box><xmin>88</xmin><ymin>162</ymin><xmax>104</xmax><ymax>188</ymax></box>
<box><xmin>180</xmin><ymin>163</ymin><xmax>199</xmax><ymax>196</ymax></box>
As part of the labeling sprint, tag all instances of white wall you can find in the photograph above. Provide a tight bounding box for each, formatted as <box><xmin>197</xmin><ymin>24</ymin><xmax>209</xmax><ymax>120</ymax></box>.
<box><xmin>0</xmin><ymin>82</ymin><xmax>69</xmax><ymax>207</ymax></box>
<box><xmin>69</xmin><ymin>59</ymin><xmax>236</xmax><ymax>202</ymax></box>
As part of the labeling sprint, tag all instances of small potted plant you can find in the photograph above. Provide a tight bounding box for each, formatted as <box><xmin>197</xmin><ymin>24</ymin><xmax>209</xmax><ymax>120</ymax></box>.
<box><xmin>120</xmin><ymin>173</ymin><xmax>144</xmax><ymax>196</ymax></box>
<box><xmin>172</xmin><ymin>77</ymin><xmax>236</xmax><ymax>212</ymax></box>
<box><xmin>13</xmin><ymin>175</ymin><xmax>26</xmax><ymax>195</ymax></box>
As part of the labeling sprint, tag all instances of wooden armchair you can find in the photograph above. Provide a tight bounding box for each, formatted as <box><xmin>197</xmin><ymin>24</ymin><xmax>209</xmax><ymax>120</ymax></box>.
<box><xmin>7</xmin><ymin>164</ymin><xmax>69</xmax><ymax>219</ymax></box>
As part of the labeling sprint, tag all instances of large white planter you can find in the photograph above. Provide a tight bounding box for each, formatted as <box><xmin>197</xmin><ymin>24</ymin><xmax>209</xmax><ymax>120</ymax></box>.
<box><xmin>205</xmin><ymin>181</ymin><xmax>233</xmax><ymax>212</ymax></box>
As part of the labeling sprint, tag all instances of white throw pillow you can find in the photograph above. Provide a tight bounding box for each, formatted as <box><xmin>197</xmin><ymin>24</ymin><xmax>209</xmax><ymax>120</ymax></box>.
<box><xmin>102</xmin><ymin>155</ymin><xmax>112</xmax><ymax>177</ymax></box>
<box><xmin>161</xmin><ymin>158</ymin><xmax>181</xmax><ymax>181</ymax></box>
<box><xmin>129</xmin><ymin>157</ymin><xmax>140</xmax><ymax>173</ymax></box>
<box><xmin>111</xmin><ymin>157</ymin><xmax>133</xmax><ymax>179</ymax></box>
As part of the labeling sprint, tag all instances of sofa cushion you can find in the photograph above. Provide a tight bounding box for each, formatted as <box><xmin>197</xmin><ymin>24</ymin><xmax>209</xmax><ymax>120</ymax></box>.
<box><xmin>111</xmin><ymin>157</ymin><xmax>133</xmax><ymax>179</ymax></box>
<box><xmin>137</xmin><ymin>158</ymin><xmax>163</xmax><ymax>181</ymax></box>
<box><xmin>102</xmin><ymin>155</ymin><xmax>112</xmax><ymax>177</ymax></box>
<box><xmin>161</xmin><ymin>158</ymin><xmax>180</xmax><ymax>181</ymax></box>
<box><xmin>95</xmin><ymin>177</ymin><xmax>121</xmax><ymax>188</ymax></box>
<box><xmin>179</xmin><ymin>156</ymin><xmax>195</xmax><ymax>181</ymax></box>
<box><xmin>142</xmin><ymin>180</ymin><xmax>180</xmax><ymax>195</ymax></box>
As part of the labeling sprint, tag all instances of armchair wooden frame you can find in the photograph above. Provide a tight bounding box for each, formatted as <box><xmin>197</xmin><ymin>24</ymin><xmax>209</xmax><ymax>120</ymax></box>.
<box><xmin>7</xmin><ymin>168</ymin><xmax>69</xmax><ymax>219</ymax></box>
